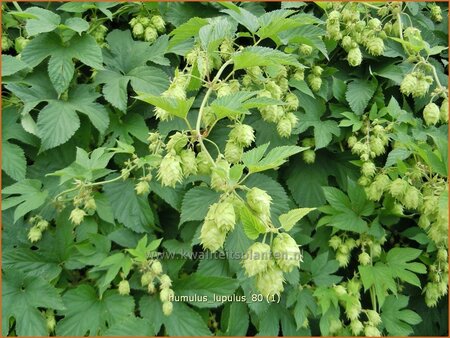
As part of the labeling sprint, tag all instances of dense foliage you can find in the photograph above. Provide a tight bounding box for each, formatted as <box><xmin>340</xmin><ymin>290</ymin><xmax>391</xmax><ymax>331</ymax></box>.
<box><xmin>2</xmin><ymin>1</ymin><xmax>448</xmax><ymax>336</ymax></box>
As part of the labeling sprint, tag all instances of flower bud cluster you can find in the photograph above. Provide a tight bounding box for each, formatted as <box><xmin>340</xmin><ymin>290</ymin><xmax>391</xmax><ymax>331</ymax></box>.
<box><xmin>67</xmin><ymin>184</ymin><xmax>97</xmax><ymax>226</ymax></box>
<box><xmin>425</xmin><ymin>247</ymin><xmax>448</xmax><ymax>307</ymax></box>
<box><xmin>224</xmin><ymin>124</ymin><xmax>255</xmax><ymax>163</ymax></box>
<box><xmin>400</xmin><ymin>71</ymin><xmax>433</xmax><ymax>98</ymax></box>
<box><xmin>301</xmin><ymin>138</ymin><xmax>316</xmax><ymax>164</ymax></box>
<box><xmin>1</xmin><ymin>34</ymin><xmax>13</xmax><ymax>52</ymax></box>
<box><xmin>154</xmin><ymin>72</ymin><xmax>190</xmax><ymax>121</ymax></box>
<box><xmin>90</xmin><ymin>23</ymin><xmax>108</xmax><ymax>46</ymax></box>
<box><xmin>130</xmin><ymin>14</ymin><xmax>165</xmax><ymax>43</ymax></box>
<box><xmin>27</xmin><ymin>215</ymin><xmax>50</xmax><ymax>243</ymax></box>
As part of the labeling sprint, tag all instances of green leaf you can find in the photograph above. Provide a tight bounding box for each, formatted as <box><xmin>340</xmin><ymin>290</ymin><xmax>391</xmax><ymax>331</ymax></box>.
<box><xmin>289</xmin><ymin>79</ymin><xmax>315</xmax><ymax>98</ymax></box>
<box><xmin>103</xmin><ymin>177</ymin><xmax>155</xmax><ymax>233</ymax></box>
<box><xmin>23</xmin><ymin>7</ymin><xmax>61</xmax><ymax>36</ymax></box>
<box><xmin>279</xmin><ymin>24</ymin><xmax>328</xmax><ymax>58</ymax></box>
<box><xmin>279</xmin><ymin>208</ymin><xmax>315</xmax><ymax>231</ymax></box>
<box><xmin>172</xmin><ymin>274</ymin><xmax>239</xmax><ymax>308</ymax></box>
<box><xmin>310</xmin><ymin>252</ymin><xmax>342</xmax><ymax>286</ymax></box>
<box><xmin>3</xmin><ymin>270</ymin><xmax>65</xmax><ymax>336</ymax></box>
<box><xmin>22</xmin><ymin>32</ymin><xmax>102</xmax><ymax>95</ymax></box>
<box><xmin>257</xmin><ymin>9</ymin><xmax>301</xmax><ymax>42</ymax></box>
<box><xmin>232</xmin><ymin>46</ymin><xmax>301</xmax><ymax>70</ymax></box>
<box><xmin>96</xmin><ymin>30</ymin><xmax>170</xmax><ymax>111</ymax></box>
<box><xmin>169</xmin><ymin>17</ymin><xmax>208</xmax><ymax>49</ymax></box>
<box><xmin>222</xmin><ymin>302</ymin><xmax>250</xmax><ymax>336</ymax></box>
<box><xmin>2</xmin><ymin>179</ymin><xmax>48</xmax><ymax>223</ymax></box>
<box><xmin>56</xmin><ymin>285</ymin><xmax>135</xmax><ymax>336</ymax></box>
<box><xmin>3</xmin><ymin>248</ymin><xmax>62</xmax><ymax>280</ymax></box>
<box><xmin>2</xmin><ymin>55</ymin><xmax>30</xmax><ymax>76</ymax></box>
<box><xmin>381</xmin><ymin>295</ymin><xmax>422</xmax><ymax>336</ymax></box>
<box><xmin>163</xmin><ymin>302</ymin><xmax>211</xmax><ymax>336</ymax></box>
<box><xmin>221</xmin><ymin>4</ymin><xmax>260</xmax><ymax>33</ymax></box>
<box><xmin>104</xmin><ymin>317</ymin><xmax>156</xmax><ymax>336</ymax></box>
<box><xmin>2</xmin><ymin>141</ymin><xmax>26</xmax><ymax>181</ymax></box>
<box><xmin>210</xmin><ymin>91</ymin><xmax>256</xmax><ymax>120</ymax></box>
<box><xmin>63</xmin><ymin>17</ymin><xmax>89</xmax><ymax>33</ymax></box>
<box><xmin>297</xmin><ymin>93</ymin><xmax>340</xmax><ymax>149</ymax></box>
<box><xmin>239</xmin><ymin>205</ymin><xmax>267</xmax><ymax>240</ymax></box>
<box><xmin>345</xmin><ymin>78</ymin><xmax>378</xmax><ymax>115</ymax></box>
<box><xmin>199</xmin><ymin>16</ymin><xmax>236</xmax><ymax>51</ymax></box>
<box><xmin>180</xmin><ymin>187</ymin><xmax>220</xmax><ymax>224</ymax></box>
<box><xmin>246</xmin><ymin>145</ymin><xmax>305</xmax><ymax>173</ymax></box>
<box><xmin>136</xmin><ymin>94</ymin><xmax>195</xmax><ymax>119</ymax></box>
<box><xmin>359</xmin><ymin>264</ymin><xmax>397</xmax><ymax>308</ymax></box>
<box><xmin>386</xmin><ymin>247</ymin><xmax>426</xmax><ymax>287</ymax></box>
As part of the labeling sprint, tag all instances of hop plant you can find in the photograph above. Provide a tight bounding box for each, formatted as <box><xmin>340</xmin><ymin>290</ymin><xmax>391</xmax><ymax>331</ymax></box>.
<box><xmin>365</xmin><ymin>37</ymin><xmax>384</xmax><ymax>56</ymax></box>
<box><xmin>210</xmin><ymin>159</ymin><xmax>230</xmax><ymax>192</ymax></box>
<box><xmin>348</xmin><ymin>47</ymin><xmax>362</xmax><ymax>66</ymax></box>
<box><xmin>14</xmin><ymin>36</ymin><xmax>29</xmax><ymax>53</ymax></box>
<box><xmin>28</xmin><ymin>226</ymin><xmax>42</xmax><ymax>243</ymax></box>
<box><xmin>255</xmin><ymin>263</ymin><xmax>285</xmax><ymax>298</ymax></box>
<box><xmin>277</xmin><ymin>116</ymin><xmax>292</xmax><ymax>138</ymax></box>
<box><xmin>214</xmin><ymin>201</ymin><xmax>236</xmax><ymax>231</ymax></box>
<box><xmin>151</xmin><ymin>260</ymin><xmax>163</xmax><ymax>275</ymax></box>
<box><xmin>403</xmin><ymin>185</ymin><xmax>421</xmax><ymax>209</ymax></box>
<box><xmin>224</xmin><ymin>141</ymin><xmax>243</xmax><ymax>163</ymax></box>
<box><xmin>162</xmin><ymin>301</ymin><xmax>173</xmax><ymax>316</ymax></box>
<box><xmin>285</xmin><ymin>92</ymin><xmax>299</xmax><ymax>111</ymax></box>
<box><xmin>196</xmin><ymin>151</ymin><xmax>211</xmax><ymax>175</ymax></box>
<box><xmin>229</xmin><ymin>124</ymin><xmax>255</xmax><ymax>147</ymax></box>
<box><xmin>242</xmin><ymin>242</ymin><xmax>272</xmax><ymax>277</ymax></box>
<box><xmin>423</xmin><ymin>102</ymin><xmax>440</xmax><ymax>126</ymax></box>
<box><xmin>69</xmin><ymin>208</ymin><xmax>86</xmax><ymax>225</ymax></box>
<box><xmin>389</xmin><ymin>178</ymin><xmax>409</xmax><ymax>199</ymax></box>
<box><xmin>299</xmin><ymin>44</ymin><xmax>313</xmax><ymax>56</ymax></box>
<box><xmin>118</xmin><ymin>280</ymin><xmax>130</xmax><ymax>295</ymax></box>
<box><xmin>272</xmin><ymin>233</ymin><xmax>301</xmax><ymax>273</ymax></box>
<box><xmin>151</xmin><ymin>15</ymin><xmax>166</xmax><ymax>33</ymax></box>
<box><xmin>302</xmin><ymin>149</ymin><xmax>316</xmax><ymax>164</ymax></box>
<box><xmin>144</xmin><ymin>26</ymin><xmax>158</xmax><ymax>43</ymax></box>
<box><xmin>400</xmin><ymin>73</ymin><xmax>418</xmax><ymax>96</ymax></box>
<box><xmin>307</xmin><ymin>74</ymin><xmax>322</xmax><ymax>92</ymax></box>
<box><xmin>366</xmin><ymin>310</ymin><xmax>382</xmax><ymax>326</ymax></box>
<box><xmin>246</xmin><ymin>187</ymin><xmax>272</xmax><ymax>215</ymax></box>
<box><xmin>180</xmin><ymin>149</ymin><xmax>198</xmax><ymax>176</ymax></box>
<box><xmin>200</xmin><ymin>219</ymin><xmax>227</xmax><ymax>252</ymax></box>
<box><xmin>440</xmin><ymin>99</ymin><xmax>448</xmax><ymax>123</ymax></box>
<box><xmin>135</xmin><ymin>180</ymin><xmax>150</xmax><ymax>195</ymax></box>
<box><xmin>157</xmin><ymin>152</ymin><xmax>183</xmax><ymax>187</ymax></box>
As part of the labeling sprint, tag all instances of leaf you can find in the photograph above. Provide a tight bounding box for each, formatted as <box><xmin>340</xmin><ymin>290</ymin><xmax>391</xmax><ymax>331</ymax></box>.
<box><xmin>136</xmin><ymin>94</ymin><xmax>195</xmax><ymax>119</ymax></box>
<box><xmin>169</xmin><ymin>17</ymin><xmax>208</xmax><ymax>49</ymax></box>
<box><xmin>103</xmin><ymin>177</ymin><xmax>155</xmax><ymax>233</ymax></box>
<box><xmin>163</xmin><ymin>302</ymin><xmax>211</xmax><ymax>336</ymax></box>
<box><xmin>359</xmin><ymin>264</ymin><xmax>397</xmax><ymax>308</ymax></box>
<box><xmin>222</xmin><ymin>302</ymin><xmax>250</xmax><ymax>336</ymax></box>
<box><xmin>310</xmin><ymin>252</ymin><xmax>342</xmax><ymax>286</ymax></box>
<box><xmin>3</xmin><ymin>270</ymin><xmax>65</xmax><ymax>336</ymax></box>
<box><xmin>56</xmin><ymin>285</ymin><xmax>135</xmax><ymax>336</ymax></box>
<box><xmin>381</xmin><ymin>295</ymin><xmax>422</xmax><ymax>336</ymax></box>
<box><xmin>22</xmin><ymin>32</ymin><xmax>103</xmax><ymax>95</ymax></box>
<box><xmin>279</xmin><ymin>24</ymin><xmax>328</xmax><ymax>58</ymax></box>
<box><xmin>210</xmin><ymin>91</ymin><xmax>256</xmax><ymax>120</ymax></box>
<box><xmin>221</xmin><ymin>4</ymin><xmax>260</xmax><ymax>33</ymax></box>
<box><xmin>279</xmin><ymin>208</ymin><xmax>315</xmax><ymax>231</ymax></box>
<box><xmin>239</xmin><ymin>205</ymin><xmax>267</xmax><ymax>240</ymax></box>
<box><xmin>232</xmin><ymin>46</ymin><xmax>301</xmax><ymax>70</ymax></box>
<box><xmin>104</xmin><ymin>317</ymin><xmax>156</xmax><ymax>336</ymax></box>
<box><xmin>63</xmin><ymin>17</ymin><xmax>89</xmax><ymax>33</ymax></box>
<box><xmin>2</xmin><ymin>179</ymin><xmax>48</xmax><ymax>223</ymax></box>
<box><xmin>386</xmin><ymin>247</ymin><xmax>427</xmax><ymax>288</ymax></box>
<box><xmin>180</xmin><ymin>187</ymin><xmax>220</xmax><ymax>224</ymax></box>
<box><xmin>2</xmin><ymin>141</ymin><xmax>26</xmax><ymax>181</ymax></box>
<box><xmin>172</xmin><ymin>274</ymin><xmax>239</xmax><ymax>308</ymax></box>
<box><xmin>345</xmin><ymin>78</ymin><xmax>378</xmax><ymax>115</ymax></box>
<box><xmin>96</xmin><ymin>30</ymin><xmax>170</xmax><ymax>111</ymax></box>
<box><xmin>257</xmin><ymin>9</ymin><xmax>302</xmax><ymax>42</ymax></box>
<box><xmin>22</xmin><ymin>7</ymin><xmax>61</xmax><ymax>36</ymax></box>
<box><xmin>289</xmin><ymin>79</ymin><xmax>315</xmax><ymax>98</ymax></box>
<box><xmin>297</xmin><ymin>93</ymin><xmax>340</xmax><ymax>149</ymax></box>
<box><xmin>199</xmin><ymin>16</ymin><xmax>236</xmax><ymax>51</ymax></box>
<box><xmin>2</xmin><ymin>54</ymin><xmax>30</xmax><ymax>76</ymax></box>
<box><xmin>384</xmin><ymin>148</ymin><xmax>412</xmax><ymax>168</ymax></box>
<box><xmin>246</xmin><ymin>145</ymin><xmax>305</xmax><ymax>173</ymax></box>
<box><xmin>3</xmin><ymin>248</ymin><xmax>62</xmax><ymax>280</ymax></box>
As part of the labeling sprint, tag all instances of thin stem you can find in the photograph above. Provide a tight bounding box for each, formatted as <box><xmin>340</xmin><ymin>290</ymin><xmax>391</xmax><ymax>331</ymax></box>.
<box><xmin>12</xmin><ymin>1</ymin><xmax>22</xmax><ymax>11</ymax></box>
<box><xmin>397</xmin><ymin>13</ymin><xmax>404</xmax><ymax>41</ymax></box>
<box><xmin>196</xmin><ymin>59</ymin><xmax>234</xmax><ymax>165</ymax></box>
<box><xmin>203</xmin><ymin>138</ymin><xmax>221</xmax><ymax>157</ymax></box>
<box><xmin>88</xmin><ymin>166</ymin><xmax>137</xmax><ymax>187</ymax></box>
<box><xmin>361</xmin><ymin>2</ymin><xmax>381</xmax><ymax>10</ymax></box>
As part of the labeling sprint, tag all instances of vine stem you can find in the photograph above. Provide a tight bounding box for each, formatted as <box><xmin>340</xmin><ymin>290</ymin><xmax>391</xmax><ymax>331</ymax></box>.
<box><xmin>12</xmin><ymin>1</ymin><xmax>22</xmax><ymax>11</ymax></box>
<box><xmin>195</xmin><ymin>59</ymin><xmax>234</xmax><ymax>165</ymax></box>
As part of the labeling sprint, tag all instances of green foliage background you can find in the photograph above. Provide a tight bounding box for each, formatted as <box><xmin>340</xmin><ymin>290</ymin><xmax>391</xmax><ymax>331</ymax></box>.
<box><xmin>1</xmin><ymin>1</ymin><xmax>449</xmax><ymax>336</ymax></box>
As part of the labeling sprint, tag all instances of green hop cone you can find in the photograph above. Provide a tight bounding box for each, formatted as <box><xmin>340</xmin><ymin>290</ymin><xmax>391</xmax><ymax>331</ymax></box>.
<box><xmin>358</xmin><ymin>252</ymin><xmax>371</xmax><ymax>265</ymax></box>
<box><xmin>292</xmin><ymin>67</ymin><xmax>305</xmax><ymax>81</ymax></box>
<box><xmin>329</xmin><ymin>236</ymin><xmax>341</xmax><ymax>250</ymax></box>
<box><xmin>285</xmin><ymin>92</ymin><xmax>299</xmax><ymax>111</ymax></box>
<box><xmin>144</xmin><ymin>26</ymin><xmax>158</xmax><ymax>43</ymax></box>
<box><xmin>366</xmin><ymin>310</ymin><xmax>382</xmax><ymax>326</ymax></box>
<box><xmin>132</xmin><ymin>23</ymin><xmax>145</xmax><ymax>37</ymax></box>
<box><xmin>159</xmin><ymin>274</ymin><xmax>172</xmax><ymax>289</ymax></box>
<box><xmin>299</xmin><ymin>44</ymin><xmax>313</xmax><ymax>56</ymax></box>
<box><xmin>154</xmin><ymin>107</ymin><xmax>171</xmax><ymax>121</ymax></box>
<box><xmin>347</xmin><ymin>278</ymin><xmax>361</xmax><ymax>296</ymax></box>
<box><xmin>166</xmin><ymin>132</ymin><xmax>188</xmax><ymax>152</ymax></box>
<box><xmin>361</xmin><ymin>161</ymin><xmax>376</xmax><ymax>177</ymax></box>
<box><xmin>229</xmin><ymin>124</ymin><xmax>255</xmax><ymax>147</ymax></box>
<box><xmin>242</xmin><ymin>242</ymin><xmax>272</xmax><ymax>277</ymax></box>
<box><xmin>414</xmin><ymin>76</ymin><xmax>432</xmax><ymax>98</ymax></box>
<box><xmin>255</xmin><ymin>263</ymin><xmax>285</xmax><ymax>298</ymax></box>
<box><xmin>69</xmin><ymin>208</ymin><xmax>86</xmax><ymax>225</ymax></box>
<box><xmin>345</xmin><ymin>296</ymin><xmax>362</xmax><ymax>321</ymax></box>
<box><xmin>46</xmin><ymin>310</ymin><xmax>56</xmax><ymax>332</ymax></box>
<box><xmin>368</xmin><ymin>18</ymin><xmax>382</xmax><ymax>30</ymax></box>
<box><xmin>431</xmin><ymin>5</ymin><xmax>443</xmax><ymax>22</ymax></box>
<box><xmin>135</xmin><ymin>180</ymin><xmax>150</xmax><ymax>195</ymax></box>
<box><xmin>141</xmin><ymin>271</ymin><xmax>154</xmax><ymax>286</ymax></box>
<box><xmin>14</xmin><ymin>36</ymin><xmax>29</xmax><ymax>53</ymax></box>
<box><xmin>2</xmin><ymin>34</ymin><xmax>13</xmax><ymax>51</ymax></box>
<box><xmin>36</xmin><ymin>220</ymin><xmax>49</xmax><ymax>231</ymax></box>
<box><xmin>213</xmin><ymin>201</ymin><xmax>236</xmax><ymax>232</ymax></box>
<box><xmin>366</xmin><ymin>37</ymin><xmax>384</xmax><ymax>56</ymax></box>
<box><xmin>200</xmin><ymin>219</ymin><xmax>227</xmax><ymax>252</ymax></box>
<box><xmin>389</xmin><ymin>178</ymin><xmax>408</xmax><ymax>199</ymax></box>
<box><xmin>312</xmin><ymin>66</ymin><xmax>323</xmax><ymax>76</ymax></box>
<box><xmin>246</xmin><ymin>187</ymin><xmax>272</xmax><ymax>215</ymax></box>
<box><xmin>342</xmin><ymin>36</ymin><xmax>353</xmax><ymax>50</ymax></box>
<box><xmin>28</xmin><ymin>226</ymin><xmax>42</xmax><ymax>243</ymax></box>
<box><xmin>364</xmin><ymin>325</ymin><xmax>381</xmax><ymax>337</ymax></box>
<box><xmin>423</xmin><ymin>102</ymin><xmax>440</xmax><ymax>126</ymax></box>
<box><xmin>196</xmin><ymin>151</ymin><xmax>211</xmax><ymax>175</ymax></box>
<box><xmin>210</xmin><ymin>159</ymin><xmax>230</xmax><ymax>192</ymax></box>
<box><xmin>220</xmin><ymin>38</ymin><xmax>234</xmax><ymax>60</ymax></box>
<box><xmin>440</xmin><ymin>99</ymin><xmax>448</xmax><ymax>123</ymax></box>
<box><xmin>400</xmin><ymin>73</ymin><xmax>418</xmax><ymax>96</ymax></box>
<box><xmin>272</xmin><ymin>233</ymin><xmax>302</xmax><ymax>273</ymax></box>
<box><xmin>277</xmin><ymin>116</ymin><xmax>292</xmax><ymax>138</ymax></box>
<box><xmin>151</xmin><ymin>260</ymin><xmax>163</xmax><ymax>275</ymax></box>
<box><xmin>118</xmin><ymin>280</ymin><xmax>130</xmax><ymax>295</ymax></box>
<box><xmin>180</xmin><ymin>149</ymin><xmax>198</xmax><ymax>176</ymax></box>
<box><xmin>348</xmin><ymin>47</ymin><xmax>362</xmax><ymax>67</ymax></box>
<box><xmin>266</xmin><ymin>81</ymin><xmax>283</xmax><ymax>99</ymax></box>
<box><xmin>151</xmin><ymin>15</ymin><xmax>166</xmax><ymax>33</ymax></box>
<box><xmin>260</xmin><ymin>105</ymin><xmax>284</xmax><ymax>123</ymax></box>
<box><xmin>350</xmin><ymin>320</ymin><xmax>364</xmax><ymax>335</ymax></box>
<box><xmin>157</xmin><ymin>152</ymin><xmax>183</xmax><ymax>187</ymax></box>
<box><xmin>403</xmin><ymin>185</ymin><xmax>421</xmax><ymax>209</ymax></box>
<box><xmin>307</xmin><ymin>74</ymin><xmax>322</xmax><ymax>92</ymax></box>
<box><xmin>160</xmin><ymin>288</ymin><xmax>174</xmax><ymax>302</ymax></box>
<box><xmin>224</xmin><ymin>141</ymin><xmax>243</xmax><ymax>164</ymax></box>
<box><xmin>302</xmin><ymin>149</ymin><xmax>316</xmax><ymax>164</ymax></box>
<box><xmin>162</xmin><ymin>301</ymin><xmax>173</xmax><ymax>316</ymax></box>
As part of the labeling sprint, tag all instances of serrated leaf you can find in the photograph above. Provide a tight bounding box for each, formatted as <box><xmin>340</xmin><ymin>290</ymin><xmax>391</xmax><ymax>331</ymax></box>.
<box><xmin>169</xmin><ymin>17</ymin><xmax>208</xmax><ymax>49</ymax></box>
<box><xmin>56</xmin><ymin>285</ymin><xmax>135</xmax><ymax>336</ymax></box>
<box><xmin>163</xmin><ymin>302</ymin><xmax>211</xmax><ymax>336</ymax></box>
<box><xmin>247</xmin><ymin>145</ymin><xmax>305</xmax><ymax>173</ymax></box>
<box><xmin>23</xmin><ymin>7</ymin><xmax>61</xmax><ymax>36</ymax></box>
<box><xmin>345</xmin><ymin>78</ymin><xmax>378</xmax><ymax>115</ymax></box>
<box><xmin>2</xmin><ymin>179</ymin><xmax>48</xmax><ymax>223</ymax></box>
<box><xmin>104</xmin><ymin>317</ymin><xmax>156</xmax><ymax>336</ymax></box>
<box><xmin>232</xmin><ymin>46</ymin><xmax>301</xmax><ymax>70</ymax></box>
<box><xmin>210</xmin><ymin>91</ymin><xmax>256</xmax><ymax>120</ymax></box>
<box><xmin>199</xmin><ymin>16</ymin><xmax>236</xmax><ymax>51</ymax></box>
<box><xmin>3</xmin><ymin>270</ymin><xmax>65</xmax><ymax>336</ymax></box>
<box><xmin>63</xmin><ymin>17</ymin><xmax>89</xmax><ymax>33</ymax></box>
<box><xmin>386</xmin><ymin>247</ymin><xmax>426</xmax><ymax>287</ymax></box>
<box><xmin>381</xmin><ymin>295</ymin><xmax>422</xmax><ymax>336</ymax></box>
<box><xmin>221</xmin><ymin>5</ymin><xmax>260</xmax><ymax>33</ymax></box>
<box><xmin>180</xmin><ymin>187</ymin><xmax>220</xmax><ymax>224</ymax></box>
<box><xmin>103</xmin><ymin>177</ymin><xmax>155</xmax><ymax>233</ymax></box>
<box><xmin>279</xmin><ymin>208</ymin><xmax>315</xmax><ymax>231</ymax></box>
<box><xmin>239</xmin><ymin>205</ymin><xmax>267</xmax><ymax>240</ymax></box>
<box><xmin>2</xmin><ymin>141</ymin><xmax>26</xmax><ymax>181</ymax></box>
<box><xmin>384</xmin><ymin>148</ymin><xmax>412</xmax><ymax>168</ymax></box>
<box><xmin>359</xmin><ymin>264</ymin><xmax>397</xmax><ymax>308</ymax></box>
<box><xmin>2</xmin><ymin>55</ymin><xmax>30</xmax><ymax>76</ymax></box>
<box><xmin>136</xmin><ymin>94</ymin><xmax>194</xmax><ymax>119</ymax></box>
